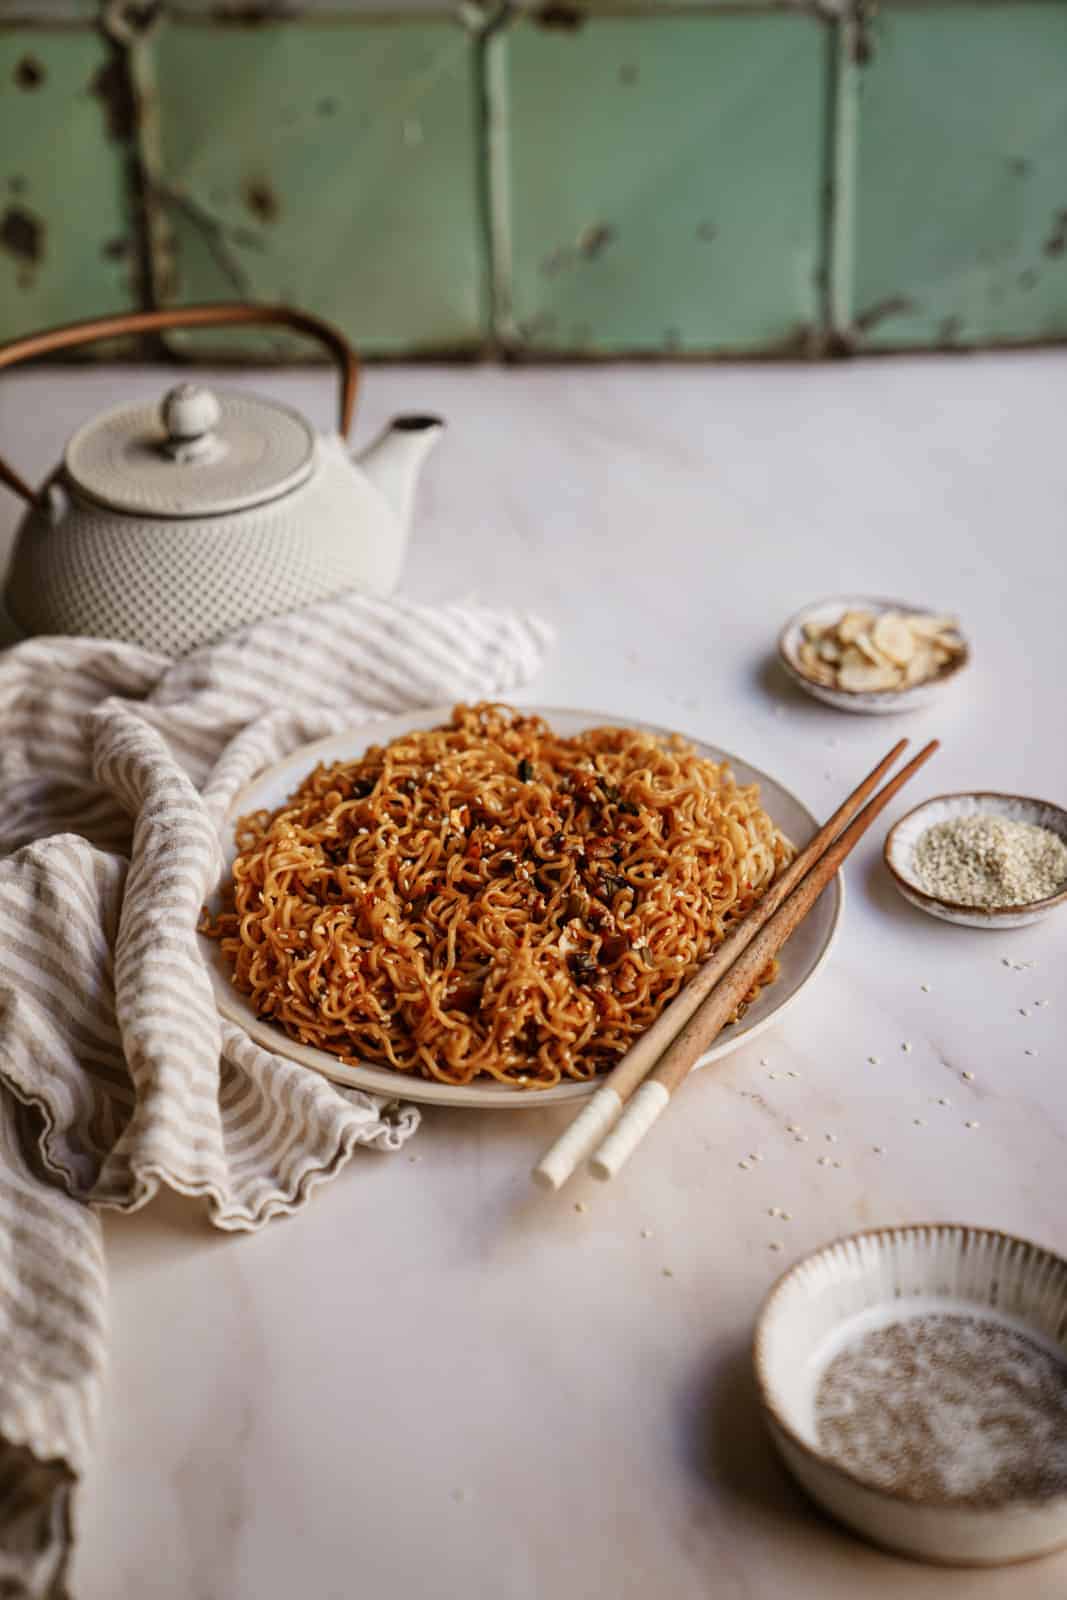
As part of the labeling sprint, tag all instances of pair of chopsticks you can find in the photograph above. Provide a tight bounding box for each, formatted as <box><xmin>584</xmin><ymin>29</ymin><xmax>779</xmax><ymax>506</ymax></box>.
<box><xmin>532</xmin><ymin>736</ymin><xmax>939</xmax><ymax>1191</ymax></box>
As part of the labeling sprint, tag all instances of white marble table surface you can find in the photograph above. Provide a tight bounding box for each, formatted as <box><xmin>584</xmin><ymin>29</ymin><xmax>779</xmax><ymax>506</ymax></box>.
<box><xmin>2</xmin><ymin>352</ymin><xmax>1066</xmax><ymax>1599</ymax></box>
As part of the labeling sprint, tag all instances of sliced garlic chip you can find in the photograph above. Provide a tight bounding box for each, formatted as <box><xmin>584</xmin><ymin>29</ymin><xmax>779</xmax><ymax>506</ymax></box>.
<box><xmin>838</xmin><ymin>660</ymin><xmax>901</xmax><ymax>692</ymax></box>
<box><xmin>872</xmin><ymin>612</ymin><xmax>917</xmax><ymax>666</ymax></box>
<box><xmin>837</xmin><ymin>610</ymin><xmax>877</xmax><ymax>645</ymax></box>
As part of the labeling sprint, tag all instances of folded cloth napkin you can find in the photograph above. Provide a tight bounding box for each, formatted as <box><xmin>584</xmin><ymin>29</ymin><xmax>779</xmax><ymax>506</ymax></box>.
<box><xmin>0</xmin><ymin>590</ymin><xmax>551</xmax><ymax>1599</ymax></box>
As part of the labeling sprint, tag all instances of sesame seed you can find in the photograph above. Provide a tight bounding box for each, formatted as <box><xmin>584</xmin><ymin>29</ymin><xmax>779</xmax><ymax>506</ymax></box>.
<box><xmin>1026</xmin><ymin>1049</ymin><xmax>1037</xmax><ymax>1057</ymax></box>
<box><xmin>921</xmin><ymin>984</ymin><xmax>931</xmax><ymax>993</ymax></box>
<box><xmin>868</xmin><ymin>1056</ymin><xmax>880</xmax><ymax>1066</ymax></box>
<box><xmin>818</xmin><ymin>1156</ymin><xmax>831</xmax><ymax>1167</ymax></box>
<box><xmin>1002</xmin><ymin>958</ymin><xmax>1014</xmax><ymax>967</ymax></box>
<box><xmin>824</xmin><ymin>1133</ymin><xmax>837</xmax><ymax>1144</ymax></box>
<box><xmin>937</xmin><ymin>1097</ymin><xmax>951</xmax><ymax>1107</ymax></box>
<box><xmin>768</xmin><ymin>1207</ymin><xmax>780</xmax><ymax>1218</ymax></box>
<box><xmin>662</xmin><ymin>1267</ymin><xmax>674</xmax><ymax>1277</ymax></box>
<box><xmin>1037</xmin><ymin>999</ymin><xmax>1049</xmax><ymax>1007</ymax></box>
<box><xmin>794</xmin><ymin>1134</ymin><xmax>809</xmax><ymax>1143</ymax></box>
<box><xmin>965</xmin><ymin>1120</ymin><xmax>979</xmax><ymax>1130</ymax></box>
<box><xmin>914</xmin><ymin>1118</ymin><xmax>926</xmax><ymax>1127</ymax></box>
<box><xmin>738</xmin><ymin>1161</ymin><xmax>751</xmax><ymax>1171</ymax></box>
<box><xmin>769</xmin><ymin>1073</ymin><xmax>780</xmax><ymax>1081</ymax></box>
<box><xmin>902</xmin><ymin>1042</ymin><xmax>913</xmax><ymax>1053</ymax></box>
<box><xmin>787</xmin><ymin>1070</ymin><xmax>800</xmax><ymax>1079</ymax></box>
<box><xmin>759</xmin><ymin>1058</ymin><xmax>769</xmax><ymax>1068</ymax></box>
<box><xmin>749</xmin><ymin>1152</ymin><xmax>762</xmax><ymax>1162</ymax></box>
<box><xmin>574</xmin><ymin>1201</ymin><xmax>588</xmax><ymax>1213</ymax></box>
<box><xmin>832</xmin><ymin>1160</ymin><xmax>842</xmax><ymax>1169</ymax></box>
<box><xmin>768</xmin><ymin>1241</ymin><xmax>782</xmax><ymax>1252</ymax></box>
<box><xmin>872</xmin><ymin>1145</ymin><xmax>885</xmax><ymax>1155</ymax></box>
<box><xmin>786</xmin><ymin>1124</ymin><xmax>801</xmax><ymax>1133</ymax></box>
<box><xmin>640</xmin><ymin>1228</ymin><xmax>653</xmax><ymax>1239</ymax></box>
<box><xmin>962</xmin><ymin>1071</ymin><xmax>974</xmax><ymax>1081</ymax></box>
<box><xmin>1019</xmin><ymin>1008</ymin><xmax>1029</xmax><ymax>1017</ymax></box>
<box><xmin>781</xmin><ymin>1211</ymin><xmax>792</xmax><ymax>1221</ymax></box>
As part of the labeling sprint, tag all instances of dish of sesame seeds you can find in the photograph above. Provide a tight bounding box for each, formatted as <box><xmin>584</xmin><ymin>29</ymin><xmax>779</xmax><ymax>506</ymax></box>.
<box><xmin>885</xmin><ymin>793</ymin><xmax>1067</xmax><ymax>929</ymax></box>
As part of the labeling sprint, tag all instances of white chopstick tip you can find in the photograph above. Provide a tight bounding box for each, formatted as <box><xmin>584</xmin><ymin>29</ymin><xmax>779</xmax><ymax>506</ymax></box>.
<box><xmin>589</xmin><ymin>1080</ymin><xmax>671</xmax><ymax>1181</ymax></box>
<box><xmin>531</xmin><ymin>1087</ymin><xmax>622</xmax><ymax>1191</ymax></box>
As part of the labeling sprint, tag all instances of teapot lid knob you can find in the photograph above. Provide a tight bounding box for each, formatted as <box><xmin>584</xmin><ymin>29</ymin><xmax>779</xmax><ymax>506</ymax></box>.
<box><xmin>161</xmin><ymin>383</ymin><xmax>221</xmax><ymax>443</ymax></box>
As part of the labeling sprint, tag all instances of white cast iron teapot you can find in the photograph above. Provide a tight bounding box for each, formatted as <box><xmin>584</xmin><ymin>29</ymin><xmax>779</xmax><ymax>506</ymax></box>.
<box><xmin>0</xmin><ymin>303</ymin><xmax>442</xmax><ymax>656</ymax></box>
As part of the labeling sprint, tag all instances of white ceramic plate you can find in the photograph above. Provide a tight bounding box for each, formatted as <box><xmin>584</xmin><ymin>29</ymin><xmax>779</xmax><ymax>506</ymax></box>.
<box><xmin>754</xmin><ymin>1225</ymin><xmax>1067</xmax><ymax>1566</ymax></box>
<box><xmin>778</xmin><ymin>595</ymin><xmax>970</xmax><ymax>716</ymax></box>
<box><xmin>884</xmin><ymin>792</ymin><xmax>1067</xmax><ymax>930</ymax></box>
<box><xmin>198</xmin><ymin>706</ymin><xmax>842</xmax><ymax>1109</ymax></box>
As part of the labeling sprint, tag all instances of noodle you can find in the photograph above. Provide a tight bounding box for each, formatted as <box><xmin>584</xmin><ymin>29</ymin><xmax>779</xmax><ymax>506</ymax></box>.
<box><xmin>204</xmin><ymin>704</ymin><xmax>793</xmax><ymax>1089</ymax></box>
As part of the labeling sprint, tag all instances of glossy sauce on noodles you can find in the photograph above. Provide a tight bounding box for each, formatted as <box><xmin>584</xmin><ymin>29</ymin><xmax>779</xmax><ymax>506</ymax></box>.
<box><xmin>204</xmin><ymin>704</ymin><xmax>791</xmax><ymax>1088</ymax></box>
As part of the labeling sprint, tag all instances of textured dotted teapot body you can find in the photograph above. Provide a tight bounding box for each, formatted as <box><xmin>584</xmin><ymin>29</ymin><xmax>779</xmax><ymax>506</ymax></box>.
<box><xmin>0</xmin><ymin>304</ymin><xmax>443</xmax><ymax>657</ymax></box>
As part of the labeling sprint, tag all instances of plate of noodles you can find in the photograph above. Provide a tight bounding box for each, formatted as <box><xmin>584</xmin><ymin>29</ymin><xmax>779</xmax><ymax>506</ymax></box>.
<box><xmin>199</xmin><ymin>704</ymin><xmax>842</xmax><ymax>1108</ymax></box>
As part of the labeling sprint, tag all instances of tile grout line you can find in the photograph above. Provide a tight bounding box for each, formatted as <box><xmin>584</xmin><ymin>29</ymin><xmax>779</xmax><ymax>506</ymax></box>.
<box><xmin>475</xmin><ymin>1</ymin><xmax>517</xmax><ymax>352</ymax></box>
<box><xmin>820</xmin><ymin>1</ymin><xmax>861</xmax><ymax>349</ymax></box>
<box><xmin>99</xmin><ymin>1</ymin><xmax>168</xmax><ymax>350</ymax></box>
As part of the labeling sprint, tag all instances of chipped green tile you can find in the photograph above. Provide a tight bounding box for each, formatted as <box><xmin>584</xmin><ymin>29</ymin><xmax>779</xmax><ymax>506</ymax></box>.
<box><xmin>0</xmin><ymin>28</ymin><xmax>137</xmax><ymax>341</ymax></box>
<box><xmin>498</xmin><ymin>12</ymin><xmax>829</xmax><ymax>355</ymax></box>
<box><xmin>851</xmin><ymin>3</ymin><xmax>1067</xmax><ymax>350</ymax></box>
<box><xmin>148</xmin><ymin>17</ymin><xmax>487</xmax><ymax>356</ymax></box>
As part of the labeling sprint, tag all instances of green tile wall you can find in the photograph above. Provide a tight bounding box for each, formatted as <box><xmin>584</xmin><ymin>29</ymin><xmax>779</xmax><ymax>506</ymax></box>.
<box><xmin>146</xmin><ymin>15</ymin><xmax>487</xmax><ymax>356</ymax></box>
<box><xmin>0</xmin><ymin>1</ymin><xmax>1065</xmax><ymax>359</ymax></box>
<box><xmin>498</xmin><ymin>12</ymin><xmax>828</xmax><ymax>355</ymax></box>
<box><xmin>0</xmin><ymin>26</ymin><xmax>137</xmax><ymax>342</ymax></box>
<box><xmin>849</xmin><ymin>2</ymin><xmax>1067</xmax><ymax>351</ymax></box>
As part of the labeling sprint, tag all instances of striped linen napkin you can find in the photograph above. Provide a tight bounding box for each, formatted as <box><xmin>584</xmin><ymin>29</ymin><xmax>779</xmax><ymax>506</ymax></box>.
<box><xmin>0</xmin><ymin>590</ymin><xmax>551</xmax><ymax>1599</ymax></box>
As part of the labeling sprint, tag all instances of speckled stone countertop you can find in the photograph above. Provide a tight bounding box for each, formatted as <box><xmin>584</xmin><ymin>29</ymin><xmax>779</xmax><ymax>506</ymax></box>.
<box><xmin>2</xmin><ymin>352</ymin><xmax>1065</xmax><ymax>1599</ymax></box>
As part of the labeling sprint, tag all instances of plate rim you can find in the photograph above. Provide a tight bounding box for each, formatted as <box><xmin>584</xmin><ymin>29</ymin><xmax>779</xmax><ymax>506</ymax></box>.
<box><xmin>199</xmin><ymin>704</ymin><xmax>843</xmax><ymax>1110</ymax></box>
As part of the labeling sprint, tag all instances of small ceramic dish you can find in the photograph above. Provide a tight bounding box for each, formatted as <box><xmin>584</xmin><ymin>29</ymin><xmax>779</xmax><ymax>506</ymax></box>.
<box><xmin>884</xmin><ymin>792</ymin><xmax>1067</xmax><ymax>929</ymax></box>
<box><xmin>754</xmin><ymin>1225</ymin><xmax>1067</xmax><ymax>1567</ymax></box>
<box><xmin>777</xmin><ymin>595</ymin><xmax>970</xmax><ymax>715</ymax></box>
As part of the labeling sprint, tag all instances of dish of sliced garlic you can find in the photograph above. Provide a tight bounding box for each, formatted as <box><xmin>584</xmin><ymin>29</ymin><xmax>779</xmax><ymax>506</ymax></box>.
<box><xmin>797</xmin><ymin>609</ymin><xmax>965</xmax><ymax>693</ymax></box>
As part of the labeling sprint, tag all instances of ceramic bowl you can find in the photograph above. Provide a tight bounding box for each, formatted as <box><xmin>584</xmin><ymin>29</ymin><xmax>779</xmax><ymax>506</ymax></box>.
<box><xmin>777</xmin><ymin>595</ymin><xmax>969</xmax><ymax>715</ymax></box>
<box><xmin>884</xmin><ymin>792</ymin><xmax>1067</xmax><ymax>929</ymax></box>
<box><xmin>754</xmin><ymin>1225</ymin><xmax>1067</xmax><ymax>1566</ymax></box>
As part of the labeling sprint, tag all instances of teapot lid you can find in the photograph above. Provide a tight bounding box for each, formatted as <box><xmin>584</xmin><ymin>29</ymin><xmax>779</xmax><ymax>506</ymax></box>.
<box><xmin>64</xmin><ymin>383</ymin><xmax>316</xmax><ymax>517</ymax></box>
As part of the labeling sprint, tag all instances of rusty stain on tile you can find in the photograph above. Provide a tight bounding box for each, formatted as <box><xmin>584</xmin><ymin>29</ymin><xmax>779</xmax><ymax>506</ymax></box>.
<box><xmin>853</xmin><ymin>295</ymin><xmax>918</xmax><ymax>334</ymax></box>
<box><xmin>534</xmin><ymin>4</ymin><xmax>585</xmax><ymax>32</ymax></box>
<box><xmin>207</xmin><ymin>3</ymin><xmax>293</xmax><ymax>24</ymax></box>
<box><xmin>578</xmin><ymin>222</ymin><xmax>616</xmax><ymax>260</ymax></box>
<box><xmin>14</xmin><ymin>56</ymin><xmax>45</xmax><ymax>92</ymax></box>
<box><xmin>90</xmin><ymin>56</ymin><xmax>139</xmax><ymax>144</ymax></box>
<box><xmin>0</xmin><ymin>205</ymin><xmax>44</xmax><ymax>268</ymax></box>
<box><xmin>763</xmin><ymin>321</ymin><xmax>818</xmax><ymax>358</ymax></box>
<box><xmin>243</xmin><ymin>176</ymin><xmax>280</xmax><ymax>224</ymax></box>
<box><xmin>1043</xmin><ymin>210</ymin><xmax>1067</xmax><ymax>259</ymax></box>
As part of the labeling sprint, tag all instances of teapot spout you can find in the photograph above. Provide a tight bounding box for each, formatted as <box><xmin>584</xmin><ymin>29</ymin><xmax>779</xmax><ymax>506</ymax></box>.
<box><xmin>355</xmin><ymin>414</ymin><xmax>444</xmax><ymax>535</ymax></box>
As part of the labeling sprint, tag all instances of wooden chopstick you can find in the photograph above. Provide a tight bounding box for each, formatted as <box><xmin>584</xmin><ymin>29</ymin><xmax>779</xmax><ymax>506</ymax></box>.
<box><xmin>531</xmin><ymin>737</ymin><xmax>909</xmax><ymax>1192</ymax></box>
<box><xmin>588</xmin><ymin>739</ymin><xmax>940</xmax><ymax>1181</ymax></box>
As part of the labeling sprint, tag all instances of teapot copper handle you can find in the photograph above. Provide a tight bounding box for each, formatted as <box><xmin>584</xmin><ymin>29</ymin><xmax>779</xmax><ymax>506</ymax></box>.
<box><xmin>0</xmin><ymin>302</ymin><xmax>360</xmax><ymax>507</ymax></box>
